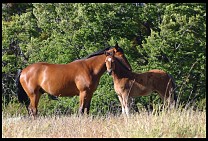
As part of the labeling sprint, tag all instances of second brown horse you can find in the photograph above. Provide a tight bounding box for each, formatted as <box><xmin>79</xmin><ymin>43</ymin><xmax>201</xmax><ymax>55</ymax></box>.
<box><xmin>105</xmin><ymin>51</ymin><xmax>177</xmax><ymax>116</ymax></box>
<box><xmin>16</xmin><ymin>43</ymin><xmax>132</xmax><ymax>117</ymax></box>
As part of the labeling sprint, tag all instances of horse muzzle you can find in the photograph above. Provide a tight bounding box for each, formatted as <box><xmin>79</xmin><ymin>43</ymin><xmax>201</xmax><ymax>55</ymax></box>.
<box><xmin>107</xmin><ymin>69</ymin><xmax>112</xmax><ymax>75</ymax></box>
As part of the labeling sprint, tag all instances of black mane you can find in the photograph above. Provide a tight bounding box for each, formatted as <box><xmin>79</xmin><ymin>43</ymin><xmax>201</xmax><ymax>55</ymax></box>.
<box><xmin>86</xmin><ymin>46</ymin><xmax>124</xmax><ymax>59</ymax></box>
<box><xmin>86</xmin><ymin>47</ymin><xmax>110</xmax><ymax>59</ymax></box>
<box><xmin>115</xmin><ymin>57</ymin><xmax>131</xmax><ymax>72</ymax></box>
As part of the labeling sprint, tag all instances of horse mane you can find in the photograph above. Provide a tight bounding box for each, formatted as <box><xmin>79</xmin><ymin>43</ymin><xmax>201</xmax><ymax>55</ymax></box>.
<box><xmin>86</xmin><ymin>46</ymin><xmax>124</xmax><ymax>59</ymax></box>
<box><xmin>113</xmin><ymin>57</ymin><xmax>137</xmax><ymax>80</ymax></box>
<box><xmin>86</xmin><ymin>47</ymin><xmax>110</xmax><ymax>59</ymax></box>
<box><xmin>115</xmin><ymin>57</ymin><xmax>131</xmax><ymax>72</ymax></box>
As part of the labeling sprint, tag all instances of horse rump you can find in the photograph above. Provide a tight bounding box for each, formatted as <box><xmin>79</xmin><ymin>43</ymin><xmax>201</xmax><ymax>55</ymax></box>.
<box><xmin>16</xmin><ymin>69</ymin><xmax>30</xmax><ymax>106</ymax></box>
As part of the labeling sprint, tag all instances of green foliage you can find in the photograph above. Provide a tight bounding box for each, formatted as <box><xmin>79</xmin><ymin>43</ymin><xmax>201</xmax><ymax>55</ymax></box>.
<box><xmin>2</xmin><ymin>3</ymin><xmax>206</xmax><ymax>116</ymax></box>
<box><xmin>142</xmin><ymin>3</ymin><xmax>206</xmax><ymax>104</ymax></box>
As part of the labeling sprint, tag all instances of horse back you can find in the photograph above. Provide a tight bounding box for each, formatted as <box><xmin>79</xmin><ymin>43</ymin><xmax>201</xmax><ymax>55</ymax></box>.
<box><xmin>147</xmin><ymin>69</ymin><xmax>171</xmax><ymax>84</ymax></box>
<box><xmin>20</xmin><ymin>61</ymin><xmax>97</xmax><ymax>96</ymax></box>
<box><xmin>147</xmin><ymin>69</ymin><xmax>175</xmax><ymax>95</ymax></box>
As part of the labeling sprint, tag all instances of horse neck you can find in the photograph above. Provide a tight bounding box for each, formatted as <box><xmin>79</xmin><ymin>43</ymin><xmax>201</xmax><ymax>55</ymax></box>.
<box><xmin>85</xmin><ymin>54</ymin><xmax>106</xmax><ymax>77</ymax></box>
<box><xmin>112</xmin><ymin>59</ymin><xmax>132</xmax><ymax>81</ymax></box>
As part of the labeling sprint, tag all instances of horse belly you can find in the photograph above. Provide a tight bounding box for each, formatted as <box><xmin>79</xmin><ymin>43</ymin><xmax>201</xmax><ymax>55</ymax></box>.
<box><xmin>130</xmin><ymin>86</ymin><xmax>152</xmax><ymax>97</ymax></box>
<box><xmin>55</xmin><ymin>87</ymin><xmax>79</xmax><ymax>97</ymax></box>
<box><xmin>41</xmin><ymin>81</ymin><xmax>79</xmax><ymax>97</ymax></box>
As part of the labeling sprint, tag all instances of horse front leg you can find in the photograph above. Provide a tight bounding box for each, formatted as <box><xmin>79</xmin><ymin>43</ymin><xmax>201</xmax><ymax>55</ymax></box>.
<box><xmin>124</xmin><ymin>105</ymin><xmax>130</xmax><ymax>117</ymax></box>
<box><xmin>79</xmin><ymin>95</ymin><xmax>84</xmax><ymax>115</ymax></box>
<box><xmin>84</xmin><ymin>94</ymin><xmax>92</xmax><ymax>115</ymax></box>
<box><xmin>118</xmin><ymin>94</ymin><xmax>130</xmax><ymax>117</ymax></box>
<box><xmin>79</xmin><ymin>91</ymin><xmax>92</xmax><ymax>115</ymax></box>
<box><xmin>123</xmin><ymin>94</ymin><xmax>130</xmax><ymax>117</ymax></box>
<box><xmin>118</xmin><ymin>95</ymin><xmax>125</xmax><ymax>115</ymax></box>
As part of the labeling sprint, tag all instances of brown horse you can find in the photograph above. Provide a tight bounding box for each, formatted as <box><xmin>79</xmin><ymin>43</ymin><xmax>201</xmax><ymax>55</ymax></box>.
<box><xmin>16</xmin><ymin>43</ymin><xmax>132</xmax><ymax>117</ymax></box>
<box><xmin>105</xmin><ymin>51</ymin><xmax>177</xmax><ymax>116</ymax></box>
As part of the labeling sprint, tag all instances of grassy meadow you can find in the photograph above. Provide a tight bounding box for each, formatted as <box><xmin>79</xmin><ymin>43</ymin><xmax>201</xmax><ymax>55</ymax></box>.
<box><xmin>2</xmin><ymin>105</ymin><xmax>206</xmax><ymax>138</ymax></box>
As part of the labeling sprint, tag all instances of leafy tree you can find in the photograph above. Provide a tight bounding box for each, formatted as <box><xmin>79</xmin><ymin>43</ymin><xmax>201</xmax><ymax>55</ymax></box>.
<box><xmin>142</xmin><ymin>3</ymin><xmax>206</xmax><ymax>106</ymax></box>
<box><xmin>2</xmin><ymin>3</ymin><xmax>206</xmax><ymax>115</ymax></box>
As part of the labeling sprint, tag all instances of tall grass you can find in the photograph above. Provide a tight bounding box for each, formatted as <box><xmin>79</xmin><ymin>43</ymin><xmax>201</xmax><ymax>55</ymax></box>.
<box><xmin>2</xmin><ymin>104</ymin><xmax>206</xmax><ymax>138</ymax></box>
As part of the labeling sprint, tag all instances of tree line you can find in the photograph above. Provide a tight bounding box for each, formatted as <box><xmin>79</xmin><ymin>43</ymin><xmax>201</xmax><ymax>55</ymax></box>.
<box><xmin>2</xmin><ymin>3</ymin><xmax>206</xmax><ymax>115</ymax></box>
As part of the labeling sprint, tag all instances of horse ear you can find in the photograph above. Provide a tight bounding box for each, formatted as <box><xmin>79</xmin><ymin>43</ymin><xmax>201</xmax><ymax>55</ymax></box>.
<box><xmin>110</xmin><ymin>50</ymin><xmax>115</xmax><ymax>56</ymax></box>
<box><xmin>115</xmin><ymin>41</ymin><xmax>118</xmax><ymax>49</ymax></box>
<box><xmin>104</xmin><ymin>51</ymin><xmax>110</xmax><ymax>56</ymax></box>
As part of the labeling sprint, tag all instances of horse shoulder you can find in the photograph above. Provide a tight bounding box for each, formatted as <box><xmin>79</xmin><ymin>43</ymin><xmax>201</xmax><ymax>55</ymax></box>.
<box><xmin>113</xmin><ymin>78</ymin><xmax>127</xmax><ymax>94</ymax></box>
<box><xmin>71</xmin><ymin>61</ymin><xmax>95</xmax><ymax>91</ymax></box>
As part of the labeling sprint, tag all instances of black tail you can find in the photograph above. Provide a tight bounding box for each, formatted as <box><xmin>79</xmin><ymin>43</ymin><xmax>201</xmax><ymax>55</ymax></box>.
<box><xmin>168</xmin><ymin>74</ymin><xmax>177</xmax><ymax>102</ymax></box>
<box><xmin>16</xmin><ymin>69</ymin><xmax>30</xmax><ymax>106</ymax></box>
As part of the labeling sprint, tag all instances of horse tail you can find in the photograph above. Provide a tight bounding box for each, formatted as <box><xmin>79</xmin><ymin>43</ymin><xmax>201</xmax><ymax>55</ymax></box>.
<box><xmin>16</xmin><ymin>69</ymin><xmax>30</xmax><ymax>106</ymax></box>
<box><xmin>168</xmin><ymin>73</ymin><xmax>177</xmax><ymax>102</ymax></box>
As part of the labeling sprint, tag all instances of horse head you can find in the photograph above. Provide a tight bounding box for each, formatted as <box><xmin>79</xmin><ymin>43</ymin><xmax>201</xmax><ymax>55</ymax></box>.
<box><xmin>105</xmin><ymin>43</ymin><xmax>132</xmax><ymax>71</ymax></box>
<box><xmin>105</xmin><ymin>51</ymin><xmax>115</xmax><ymax>75</ymax></box>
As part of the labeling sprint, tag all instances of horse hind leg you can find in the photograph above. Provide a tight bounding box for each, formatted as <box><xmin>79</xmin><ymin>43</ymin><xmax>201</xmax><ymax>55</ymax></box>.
<box><xmin>168</xmin><ymin>87</ymin><xmax>177</xmax><ymax>109</ymax></box>
<box><xmin>23</xmin><ymin>87</ymin><xmax>41</xmax><ymax>118</ymax></box>
<box><xmin>129</xmin><ymin>97</ymin><xmax>139</xmax><ymax>114</ymax></box>
<box><xmin>28</xmin><ymin>92</ymin><xmax>41</xmax><ymax>118</ymax></box>
<box><xmin>158</xmin><ymin>88</ymin><xmax>176</xmax><ymax>110</ymax></box>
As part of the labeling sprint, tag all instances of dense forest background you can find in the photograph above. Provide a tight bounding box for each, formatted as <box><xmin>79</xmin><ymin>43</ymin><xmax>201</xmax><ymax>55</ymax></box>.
<box><xmin>2</xmin><ymin>3</ymin><xmax>206</xmax><ymax>115</ymax></box>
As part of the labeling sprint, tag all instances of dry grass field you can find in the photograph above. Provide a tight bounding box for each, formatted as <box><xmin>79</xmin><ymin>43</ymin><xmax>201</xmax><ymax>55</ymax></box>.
<box><xmin>2</xmin><ymin>107</ymin><xmax>206</xmax><ymax>138</ymax></box>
